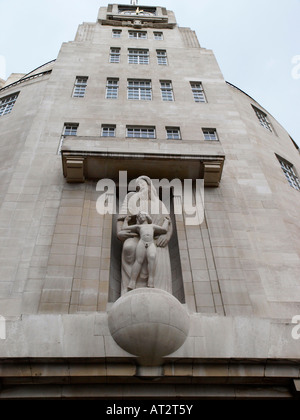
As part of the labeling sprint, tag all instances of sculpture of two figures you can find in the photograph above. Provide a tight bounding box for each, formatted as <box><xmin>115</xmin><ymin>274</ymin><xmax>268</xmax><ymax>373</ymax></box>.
<box><xmin>117</xmin><ymin>176</ymin><xmax>173</xmax><ymax>295</ymax></box>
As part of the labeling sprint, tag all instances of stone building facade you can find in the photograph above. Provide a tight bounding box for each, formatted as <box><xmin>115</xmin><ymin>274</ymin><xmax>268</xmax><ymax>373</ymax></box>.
<box><xmin>0</xmin><ymin>3</ymin><xmax>299</xmax><ymax>399</ymax></box>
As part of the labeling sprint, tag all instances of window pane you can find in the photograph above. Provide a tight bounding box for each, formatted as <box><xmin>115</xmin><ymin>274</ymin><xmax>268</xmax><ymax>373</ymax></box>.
<box><xmin>64</xmin><ymin>124</ymin><xmax>78</xmax><ymax>136</ymax></box>
<box><xmin>129</xmin><ymin>31</ymin><xmax>147</xmax><ymax>39</ymax></box>
<box><xmin>0</xmin><ymin>93</ymin><xmax>19</xmax><ymax>116</ymax></box>
<box><xmin>166</xmin><ymin>128</ymin><xmax>181</xmax><ymax>140</ymax></box>
<box><xmin>127</xmin><ymin>127</ymin><xmax>155</xmax><ymax>138</ymax></box>
<box><xmin>154</xmin><ymin>32</ymin><xmax>163</xmax><ymax>40</ymax></box>
<box><xmin>157</xmin><ymin>50</ymin><xmax>167</xmax><ymax>65</ymax></box>
<box><xmin>161</xmin><ymin>81</ymin><xmax>174</xmax><ymax>101</ymax></box>
<box><xmin>128</xmin><ymin>80</ymin><xmax>152</xmax><ymax>100</ymax></box>
<box><xmin>110</xmin><ymin>48</ymin><xmax>120</xmax><ymax>63</ymax></box>
<box><xmin>112</xmin><ymin>30</ymin><xmax>122</xmax><ymax>38</ymax></box>
<box><xmin>106</xmin><ymin>79</ymin><xmax>119</xmax><ymax>99</ymax></box>
<box><xmin>73</xmin><ymin>77</ymin><xmax>88</xmax><ymax>98</ymax></box>
<box><xmin>203</xmin><ymin>129</ymin><xmax>218</xmax><ymax>141</ymax></box>
<box><xmin>191</xmin><ymin>82</ymin><xmax>206</xmax><ymax>103</ymax></box>
<box><xmin>278</xmin><ymin>157</ymin><xmax>300</xmax><ymax>191</ymax></box>
<box><xmin>253</xmin><ymin>107</ymin><xmax>272</xmax><ymax>132</ymax></box>
<box><xmin>102</xmin><ymin>126</ymin><xmax>116</xmax><ymax>137</ymax></box>
<box><xmin>128</xmin><ymin>49</ymin><xmax>149</xmax><ymax>65</ymax></box>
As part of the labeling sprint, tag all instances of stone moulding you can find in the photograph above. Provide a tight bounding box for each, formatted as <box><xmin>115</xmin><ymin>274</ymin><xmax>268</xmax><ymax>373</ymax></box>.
<box><xmin>0</xmin><ymin>314</ymin><xmax>299</xmax><ymax>398</ymax></box>
<box><xmin>61</xmin><ymin>144</ymin><xmax>225</xmax><ymax>186</ymax></box>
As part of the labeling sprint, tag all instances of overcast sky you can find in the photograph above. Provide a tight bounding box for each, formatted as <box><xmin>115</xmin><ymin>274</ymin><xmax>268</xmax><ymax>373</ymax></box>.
<box><xmin>0</xmin><ymin>0</ymin><xmax>299</xmax><ymax>145</ymax></box>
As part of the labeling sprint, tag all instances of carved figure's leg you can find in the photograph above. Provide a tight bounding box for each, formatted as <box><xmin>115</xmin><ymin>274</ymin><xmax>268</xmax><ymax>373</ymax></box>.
<box><xmin>146</xmin><ymin>243</ymin><xmax>156</xmax><ymax>288</ymax></box>
<box><xmin>128</xmin><ymin>240</ymin><xmax>146</xmax><ymax>291</ymax></box>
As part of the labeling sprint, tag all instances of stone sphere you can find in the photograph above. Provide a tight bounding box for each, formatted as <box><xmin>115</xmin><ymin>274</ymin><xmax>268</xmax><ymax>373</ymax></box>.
<box><xmin>108</xmin><ymin>288</ymin><xmax>190</xmax><ymax>365</ymax></box>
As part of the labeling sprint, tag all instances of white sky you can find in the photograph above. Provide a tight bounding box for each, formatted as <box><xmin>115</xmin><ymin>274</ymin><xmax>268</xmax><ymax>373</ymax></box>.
<box><xmin>0</xmin><ymin>0</ymin><xmax>299</xmax><ymax>145</ymax></box>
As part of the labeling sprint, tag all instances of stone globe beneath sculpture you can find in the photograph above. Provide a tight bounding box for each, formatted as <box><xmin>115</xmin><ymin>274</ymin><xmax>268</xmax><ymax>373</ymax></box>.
<box><xmin>108</xmin><ymin>288</ymin><xmax>190</xmax><ymax>366</ymax></box>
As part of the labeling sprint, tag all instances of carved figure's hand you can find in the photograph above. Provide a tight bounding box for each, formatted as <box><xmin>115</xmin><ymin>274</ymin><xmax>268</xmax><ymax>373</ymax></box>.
<box><xmin>117</xmin><ymin>230</ymin><xmax>138</xmax><ymax>242</ymax></box>
<box><xmin>156</xmin><ymin>234</ymin><xmax>169</xmax><ymax>248</ymax></box>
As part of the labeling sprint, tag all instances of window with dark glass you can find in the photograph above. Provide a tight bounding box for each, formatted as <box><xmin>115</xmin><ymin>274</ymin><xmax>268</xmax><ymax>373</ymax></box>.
<box><xmin>277</xmin><ymin>156</ymin><xmax>300</xmax><ymax>191</ymax></box>
<box><xmin>253</xmin><ymin>106</ymin><xmax>273</xmax><ymax>132</ymax></box>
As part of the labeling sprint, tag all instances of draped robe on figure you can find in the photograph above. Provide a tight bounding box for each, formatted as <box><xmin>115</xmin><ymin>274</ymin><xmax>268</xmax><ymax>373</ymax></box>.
<box><xmin>117</xmin><ymin>179</ymin><xmax>173</xmax><ymax>295</ymax></box>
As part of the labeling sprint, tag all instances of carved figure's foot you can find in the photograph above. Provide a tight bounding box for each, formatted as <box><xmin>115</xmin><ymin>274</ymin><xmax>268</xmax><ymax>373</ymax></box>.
<box><xmin>148</xmin><ymin>280</ymin><xmax>154</xmax><ymax>288</ymax></box>
<box><xmin>128</xmin><ymin>281</ymin><xmax>136</xmax><ymax>291</ymax></box>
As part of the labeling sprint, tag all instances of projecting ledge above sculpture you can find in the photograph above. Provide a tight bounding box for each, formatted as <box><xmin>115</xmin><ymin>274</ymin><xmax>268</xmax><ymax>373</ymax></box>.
<box><xmin>61</xmin><ymin>138</ymin><xmax>225</xmax><ymax>187</ymax></box>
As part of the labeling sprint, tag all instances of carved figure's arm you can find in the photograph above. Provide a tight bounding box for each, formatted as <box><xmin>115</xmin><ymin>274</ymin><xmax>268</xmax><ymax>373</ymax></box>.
<box><xmin>156</xmin><ymin>216</ymin><xmax>172</xmax><ymax>248</ymax></box>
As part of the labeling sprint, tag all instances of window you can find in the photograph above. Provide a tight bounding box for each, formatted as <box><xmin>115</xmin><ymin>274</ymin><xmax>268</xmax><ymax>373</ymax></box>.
<box><xmin>253</xmin><ymin>106</ymin><xmax>272</xmax><ymax>132</ymax></box>
<box><xmin>110</xmin><ymin>48</ymin><xmax>121</xmax><ymax>63</ymax></box>
<box><xmin>128</xmin><ymin>80</ymin><xmax>152</xmax><ymax>101</ymax></box>
<box><xmin>129</xmin><ymin>31</ymin><xmax>147</xmax><ymax>39</ymax></box>
<box><xmin>128</xmin><ymin>49</ymin><xmax>149</xmax><ymax>64</ymax></box>
<box><xmin>166</xmin><ymin>127</ymin><xmax>181</xmax><ymax>140</ymax></box>
<box><xmin>63</xmin><ymin>124</ymin><xmax>78</xmax><ymax>136</ymax></box>
<box><xmin>190</xmin><ymin>82</ymin><xmax>206</xmax><ymax>103</ymax></box>
<box><xmin>0</xmin><ymin>93</ymin><xmax>19</xmax><ymax>116</ymax></box>
<box><xmin>154</xmin><ymin>32</ymin><xmax>163</xmax><ymax>40</ymax></box>
<box><xmin>106</xmin><ymin>79</ymin><xmax>119</xmax><ymax>99</ymax></box>
<box><xmin>160</xmin><ymin>81</ymin><xmax>174</xmax><ymax>101</ymax></box>
<box><xmin>277</xmin><ymin>157</ymin><xmax>300</xmax><ymax>191</ymax></box>
<box><xmin>126</xmin><ymin>127</ymin><xmax>156</xmax><ymax>139</ymax></box>
<box><xmin>157</xmin><ymin>50</ymin><xmax>168</xmax><ymax>65</ymax></box>
<box><xmin>112</xmin><ymin>29</ymin><xmax>122</xmax><ymax>38</ymax></box>
<box><xmin>203</xmin><ymin>128</ymin><xmax>218</xmax><ymax>141</ymax></box>
<box><xmin>101</xmin><ymin>125</ymin><xmax>116</xmax><ymax>137</ymax></box>
<box><xmin>72</xmin><ymin>77</ymin><xmax>88</xmax><ymax>98</ymax></box>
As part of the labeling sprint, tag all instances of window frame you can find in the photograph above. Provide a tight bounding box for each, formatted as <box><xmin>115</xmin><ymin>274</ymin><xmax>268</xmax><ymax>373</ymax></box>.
<box><xmin>160</xmin><ymin>80</ymin><xmax>174</xmax><ymax>102</ymax></box>
<box><xmin>156</xmin><ymin>50</ymin><xmax>168</xmax><ymax>65</ymax></box>
<box><xmin>166</xmin><ymin>127</ymin><xmax>181</xmax><ymax>140</ymax></box>
<box><xmin>277</xmin><ymin>155</ymin><xmax>300</xmax><ymax>191</ymax></box>
<box><xmin>202</xmin><ymin>128</ymin><xmax>219</xmax><ymax>141</ymax></box>
<box><xmin>154</xmin><ymin>32</ymin><xmax>164</xmax><ymax>40</ymax></box>
<box><xmin>63</xmin><ymin>123</ymin><xmax>79</xmax><ymax>136</ymax></box>
<box><xmin>126</xmin><ymin>126</ymin><xmax>156</xmax><ymax>139</ymax></box>
<box><xmin>0</xmin><ymin>92</ymin><xmax>19</xmax><ymax>116</ymax></box>
<box><xmin>101</xmin><ymin>125</ymin><xmax>116</xmax><ymax>138</ymax></box>
<box><xmin>72</xmin><ymin>76</ymin><xmax>88</xmax><ymax>98</ymax></box>
<box><xmin>112</xmin><ymin>29</ymin><xmax>122</xmax><ymax>38</ymax></box>
<box><xmin>253</xmin><ymin>106</ymin><xmax>273</xmax><ymax>132</ymax></box>
<box><xmin>127</xmin><ymin>79</ymin><xmax>152</xmax><ymax>101</ymax></box>
<box><xmin>106</xmin><ymin>78</ymin><xmax>119</xmax><ymax>99</ymax></box>
<box><xmin>128</xmin><ymin>30</ymin><xmax>147</xmax><ymax>39</ymax></box>
<box><xmin>110</xmin><ymin>47</ymin><xmax>121</xmax><ymax>63</ymax></box>
<box><xmin>190</xmin><ymin>82</ymin><xmax>207</xmax><ymax>103</ymax></box>
<box><xmin>128</xmin><ymin>49</ymin><xmax>150</xmax><ymax>65</ymax></box>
